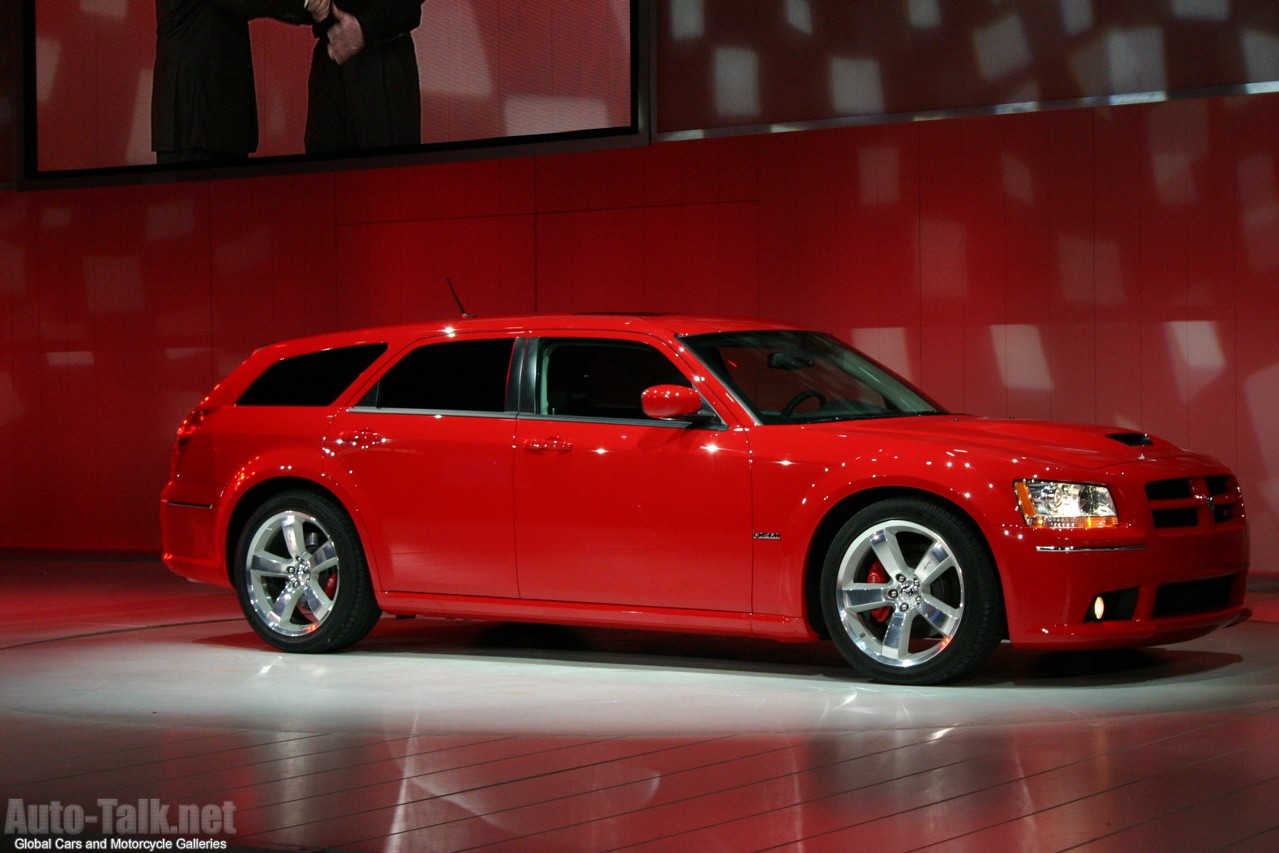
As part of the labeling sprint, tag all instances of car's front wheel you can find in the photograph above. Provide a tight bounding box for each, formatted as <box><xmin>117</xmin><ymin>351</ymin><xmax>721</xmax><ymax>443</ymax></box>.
<box><xmin>233</xmin><ymin>490</ymin><xmax>381</xmax><ymax>652</ymax></box>
<box><xmin>820</xmin><ymin>498</ymin><xmax>1003</xmax><ymax>684</ymax></box>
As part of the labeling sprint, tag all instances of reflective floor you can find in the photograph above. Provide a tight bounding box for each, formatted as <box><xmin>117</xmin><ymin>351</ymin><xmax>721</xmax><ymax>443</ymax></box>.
<box><xmin>3</xmin><ymin>557</ymin><xmax>1279</xmax><ymax>852</ymax></box>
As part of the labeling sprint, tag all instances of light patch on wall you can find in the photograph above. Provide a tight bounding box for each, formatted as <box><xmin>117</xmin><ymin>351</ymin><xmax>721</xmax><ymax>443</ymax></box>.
<box><xmin>830</xmin><ymin>57</ymin><xmax>884</xmax><ymax>117</ymax></box>
<box><xmin>127</xmin><ymin>70</ymin><xmax>155</xmax><ymax>166</ymax></box>
<box><xmin>908</xmin><ymin>0</ymin><xmax>941</xmax><ymax>29</ymax></box>
<box><xmin>851</xmin><ymin>327</ymin><xmax>913</xmax><ymax>382</ymax></box>
<box><xmin>1242</xmin><ymin>30</ymin><xmax>1279</xmax><ymax>86</ymax></box>
<box><xmin>1108</xmin><ymin>27</ymin><xmax>1168</xmax><ymax>93</ymax></box>
<box><xmin>1002</xmin><ymin>153</ymin><xmax>1034</xmax><ymax>206</ymax></box>
<box><xmin>974</xmin><ymin>13</ymin><xmax>1031</xmax><ymax>81</ymax></box>
<box><xmin>608</xmin><ymin>0</ymin><xmax>630</xmax><ymax>39</ymax></box>
<box><xmin>992</xmin><ymin>324</ymin><xmax>1054</xmax><ymax>392</ymax></box>
<box><xmin>1171</xmin><ymin>0</ymin><xmax>1230</xmax><ymax>22</ymax></box>
<box><xmin>1152</xmin><ymin>151</ymin><xmax>1197</xmax><ymax>205</ymax></box>
<box><xmin>1071</xmin><ymin>27</ymin><xmax>1167</xmax><ymax>96</ymax></box>
<box><xmin>1238</xmin><ymin>153</ymin><xmax>1279</xmax><ymax>272</ymax></box>
<box><xmin>1244</xmin><ymin>361</ymin><xmax>1279</xmax><ymax>519</ymax></box>
<box><xmin>1060</xmin><ymin>0</ymin><xmax>1094</xmax><ymax>36</ymax></box>
<box><xmin>80</xmin><ymin>0</ymin><xmax>128</xmax><ymax>19</ymax></box>
<box><xmin>504</xmin><ymin>96</ymin><xmax>609</xmax><ymax>136</ymax></box>
<box><xmin>41</xmin><ymin>207</ymin><xmax>72</xmax><ymax>228</ymax></box>
<box><xmin>46</xmin><ymin>351</ymin><xmax>95</xmax><ymax>368</ymax></box>
<box><xmin>1005</xmin><ymin>79</ymin><xmax>1043</xmax><ymax>107</ymax></box>
<box><xmin>1165</xmin><ymin>320</ymin><xmax>1225</xmax><ymax>402</ymax></box>
<box><xmin>786</xmin><ymin>0</ymin><xmax>813</xmax><ymax>35</ymax></box>
<box><xmin>669</xmin><ymin>0</ymin><xmax>705</xmax><ymax>40</ymax></box>
<box><xmin>1147</xmin><ymin>101</ymin><xmax>1208</xmax><ymax>206</ymax></box>
<box><xmin>1058</xmin><ymin>235</ymin><xmax>1094</xmax><ymax>304</ymax></box>
<box><xmin>1091</xmin><ymin>239</ymin><xmax>1126</xmax><ymax>305</ymax></box>
<box><xmin>858</xmin><ymin>145</ymin><xmax>900</xmax><ymax>206</ymax></box>
<box><xmin>714</xmin><ymin>48</ymin><xmax>760</xmax><ymax>118</ymax></box>
<box><xmin>147</xmin><ymin>200</ymin><xmax>197</xmax><ymax>242</ymax></box>
<box><xmin>920</xmin><ymin>219</ymin><xmax>968</xmax><ymax>299</ymax></box>
<box><xmin>36</xmin><ymin>37</ymin><xmax>60</xmax><ymax>104</ymax></box>
<box><xmin>421</xmin><ymin>0</ymin><xmax>492</xmax><ymax>96</ymax></box>
<box><xmin>260</xmin><ymin>86</ymin><xmax>287</xmax><ymax>141</ymax></box>
<box><xmin>84</xmin><ymin>256</ymin><xmax>144</xmax><ymax>314</ymax></box>
<box><xmin>0</xmin><ymin>372</ymin><xmax>20</xmax><ymax>428</ymax></box>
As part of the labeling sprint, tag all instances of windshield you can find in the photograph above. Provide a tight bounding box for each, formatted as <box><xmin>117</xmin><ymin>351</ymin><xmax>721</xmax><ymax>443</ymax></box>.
<box><xmin>681</xmin><ymin>330</ymin><xmax>945</xmax><ymax>424</ymax></box>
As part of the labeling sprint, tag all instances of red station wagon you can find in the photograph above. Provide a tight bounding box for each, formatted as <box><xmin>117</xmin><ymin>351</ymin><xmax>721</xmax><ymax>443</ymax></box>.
<box><xmin>161</xmin><ymin>314</ymin><xmax>1250</xmax><ymax>684</ymax></box>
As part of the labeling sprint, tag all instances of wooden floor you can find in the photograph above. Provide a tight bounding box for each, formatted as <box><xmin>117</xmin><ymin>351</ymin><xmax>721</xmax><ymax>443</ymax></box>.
<box><xmin>2</xmin><ymin>557</ymin><xmax>1278</xmax><ymax>852</ymax></box>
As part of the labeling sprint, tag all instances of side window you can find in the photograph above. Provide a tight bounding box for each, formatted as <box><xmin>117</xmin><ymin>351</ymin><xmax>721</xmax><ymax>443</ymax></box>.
<box><xmin>362</xmin><ymin>338</ymin><xmax>515</xmax><ymax>413</ymax></box>
<box><xmin>238</xmin><ymin>343</ymin><xmax>388</xmax><ymax>407</ymax></box>
<box><xmin>540</xmin><ymin>339</ymin><xmax>690</xmax><ymax>420</ymax></box>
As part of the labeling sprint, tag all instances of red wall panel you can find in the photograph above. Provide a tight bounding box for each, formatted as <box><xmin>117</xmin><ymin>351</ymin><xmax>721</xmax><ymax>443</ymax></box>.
<box><xmin>334</xmin><ymin>216</ymin><xmax>539</xmax><ymax>327</ymax></box>
<box><xmin>2</xmin><ymin>94</ymin><xmax>1277</xmax><ymax>564</ymax></box>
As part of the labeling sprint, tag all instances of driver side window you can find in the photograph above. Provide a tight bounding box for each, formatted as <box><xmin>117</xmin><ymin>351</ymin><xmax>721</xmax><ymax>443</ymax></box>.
<box><xmin>539</xmin><ymin>339</ymin><xmax>690</xmax><ymax>420</ymax></box>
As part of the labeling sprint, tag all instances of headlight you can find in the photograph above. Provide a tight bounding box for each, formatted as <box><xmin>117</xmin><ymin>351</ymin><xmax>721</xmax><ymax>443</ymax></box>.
<box><xmin>1014</xmin><ymin>480</ymin><xmax>1118</xmax><ymax>529</ymax></box>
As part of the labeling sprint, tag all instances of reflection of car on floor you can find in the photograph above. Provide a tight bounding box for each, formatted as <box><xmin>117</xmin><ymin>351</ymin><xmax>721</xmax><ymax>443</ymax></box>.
<box><xmin>161</xmin><ymin>314</ymin><xmax>1250</xmax><ymax>684</ymax></box>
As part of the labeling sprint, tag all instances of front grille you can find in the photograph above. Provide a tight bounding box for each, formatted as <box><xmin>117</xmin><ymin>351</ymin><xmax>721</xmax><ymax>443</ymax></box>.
<box><xmin>1145</xmin><ymin>475</ymin><xmax>1243</xmax><ymax>530</ymax></box>
<box><xmin>1152</xmin><ymin>574</ymin><xmax>1239</xmax><ymax>618</ymax></box>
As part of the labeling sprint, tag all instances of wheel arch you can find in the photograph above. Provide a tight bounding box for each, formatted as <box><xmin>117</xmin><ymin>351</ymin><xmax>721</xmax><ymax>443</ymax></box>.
<box><xmin>802</xmin><ymin>486</ymin><xmax>1007</xmax><ymax>640</ymax></box>
<box><xmin>223</xmin><ymin>476</ymin><xmax>361</xmax><ymax>586</ymax></box>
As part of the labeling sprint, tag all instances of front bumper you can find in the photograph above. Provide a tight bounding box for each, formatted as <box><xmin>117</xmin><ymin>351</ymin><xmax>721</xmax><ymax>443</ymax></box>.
<box><xmin>997</xmin><ymin>524</ymin><xmax>1249</xmax><ymax>650</ymax></box>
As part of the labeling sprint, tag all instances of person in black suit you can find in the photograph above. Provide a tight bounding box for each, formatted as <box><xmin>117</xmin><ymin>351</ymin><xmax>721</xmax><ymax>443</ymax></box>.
<box><xmin>151</xmin><ymin>0</ymin><xmax>326</xmax><ymax>163</ymax></box>
<box><xmin>303</xmin><ymin>0</ymin><xmax>424</xmax><ymax>153</ymax></box>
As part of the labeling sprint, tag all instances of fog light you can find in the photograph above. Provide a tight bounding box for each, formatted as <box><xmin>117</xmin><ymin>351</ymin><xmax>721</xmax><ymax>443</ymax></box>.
<box><xmin>1084</xmin><ymin>588</ymin><xmax>1139</xmax><ymax>622</ymax></box>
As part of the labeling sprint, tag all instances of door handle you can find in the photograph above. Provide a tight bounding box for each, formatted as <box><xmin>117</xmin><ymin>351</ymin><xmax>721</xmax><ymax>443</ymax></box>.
<box><xmin>522</xmin><ymin>437</ymin><xmax>573</xmax><ymax>452</ymax></box>
<box><xmin>336</xmin><ymin>429</ymin><xmax>386</xmax><ymax>449</ymax></box>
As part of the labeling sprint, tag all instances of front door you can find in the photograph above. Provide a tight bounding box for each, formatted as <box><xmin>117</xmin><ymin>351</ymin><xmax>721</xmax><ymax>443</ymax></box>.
<box><xmin>514</xmin><ymin>335</ymin><xmax>752</xmax><ymax>612</ymax></box>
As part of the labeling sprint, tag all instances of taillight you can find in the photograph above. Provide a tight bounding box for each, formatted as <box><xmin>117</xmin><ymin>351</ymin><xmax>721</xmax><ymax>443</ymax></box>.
<box><xmin>170</xmin><ymin>406</ymin><xmax>216</xmax><ymax>479</ymax></box>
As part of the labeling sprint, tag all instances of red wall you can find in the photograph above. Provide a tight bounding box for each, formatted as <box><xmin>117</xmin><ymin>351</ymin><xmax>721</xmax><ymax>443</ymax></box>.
<box><xmin>2</xmin><ymin>93</ymin><xmax>1278</xmax><ymax>562</ymax></box>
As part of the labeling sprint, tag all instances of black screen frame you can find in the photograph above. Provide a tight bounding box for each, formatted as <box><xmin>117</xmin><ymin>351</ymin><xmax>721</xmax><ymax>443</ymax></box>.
<box><xmin>17</xmin><ymin>0</ymin><xmax>653</xmax><ymax>189</ymax></box>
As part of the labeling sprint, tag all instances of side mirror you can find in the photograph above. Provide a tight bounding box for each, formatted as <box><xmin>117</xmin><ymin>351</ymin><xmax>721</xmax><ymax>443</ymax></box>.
<box><xmin>641</xmin><ymin>385</ymin><xmax>705</xmax><ymax>420</ymax></box>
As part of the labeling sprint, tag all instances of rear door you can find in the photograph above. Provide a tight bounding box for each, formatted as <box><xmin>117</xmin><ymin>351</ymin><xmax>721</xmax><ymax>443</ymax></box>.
<box><xmin>327</xmin><ymin>334</ymin><xmax>520</xmax><ymax>596</ymax></box>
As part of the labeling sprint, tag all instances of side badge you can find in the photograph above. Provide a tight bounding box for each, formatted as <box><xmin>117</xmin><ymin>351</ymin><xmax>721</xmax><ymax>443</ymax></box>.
<box><xmin>752</xmin><ymin>532</ymin><xmax>782</xmax><ymax>540</ymax></box>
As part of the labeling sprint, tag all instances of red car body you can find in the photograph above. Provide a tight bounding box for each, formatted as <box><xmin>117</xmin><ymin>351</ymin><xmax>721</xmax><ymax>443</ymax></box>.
<box><xmin>161</xmin><ymin>314</ymin><xmax>1250</xmax><ymax>683</ymax></box>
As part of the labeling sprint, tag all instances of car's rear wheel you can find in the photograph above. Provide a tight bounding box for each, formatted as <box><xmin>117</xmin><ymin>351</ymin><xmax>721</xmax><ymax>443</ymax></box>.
<box><xmin>820</xmin><ymin>498</ymin><xmax>1003</xmax><ymax>684</ymax></box>
<box><xmin>233</xmin><ymin>490</ymin><xmax>381</xmax><ymax>652</ymax></box>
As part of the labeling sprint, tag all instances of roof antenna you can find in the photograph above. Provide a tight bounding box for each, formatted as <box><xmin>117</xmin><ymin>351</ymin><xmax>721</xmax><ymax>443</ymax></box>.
<box><xmin>446</xmin><ymin>276</ymin><xmax>474</xmax><ymax>318</ymax></box>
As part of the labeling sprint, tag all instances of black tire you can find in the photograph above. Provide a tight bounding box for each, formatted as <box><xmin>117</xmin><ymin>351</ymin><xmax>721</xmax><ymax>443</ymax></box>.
<box><xmin>233</xmin><ymin>490</ymin><xmax>381</xmax><ymax>653</ymax></box>
<box><xmin>820</xmin><ymin>498</ymin><xmax>1003</xmax><ymax>684</ymax></box>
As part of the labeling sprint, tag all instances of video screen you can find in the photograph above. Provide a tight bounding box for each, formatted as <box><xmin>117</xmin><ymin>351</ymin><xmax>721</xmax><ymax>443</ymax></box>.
<box><xmin>28</xmin><ymin>0</ymin><xmax>636</xmax><ymax>177</ymax></box>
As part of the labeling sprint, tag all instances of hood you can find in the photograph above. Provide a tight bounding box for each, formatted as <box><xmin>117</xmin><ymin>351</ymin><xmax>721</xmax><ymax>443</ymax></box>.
<box><xmin>803</xmin><ymin>415</ymin><xmax>1190</xmax><ymax>470</ymax></box>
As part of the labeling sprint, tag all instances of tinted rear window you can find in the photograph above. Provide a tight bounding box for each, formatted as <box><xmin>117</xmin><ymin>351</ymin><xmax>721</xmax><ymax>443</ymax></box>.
<box><xmin>237</xmin><ymin>343</ymin><xmax>388</xmax><ymax>407</ymax></box>
<box><xmin>363</xmin><ymin>338</ymin><xmax>515</xmax><ymax>412</ymax></box>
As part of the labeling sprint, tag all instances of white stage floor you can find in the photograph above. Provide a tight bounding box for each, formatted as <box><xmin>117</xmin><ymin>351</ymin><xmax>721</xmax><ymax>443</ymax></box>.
<box><xmin>3</xmin><ymin>556</ymin><xmax>1278</xmax><ymax>851</ymax></box>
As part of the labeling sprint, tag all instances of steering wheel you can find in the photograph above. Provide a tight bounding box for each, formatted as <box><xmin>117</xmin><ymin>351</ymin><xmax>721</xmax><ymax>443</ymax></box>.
<box><xmin>781</xmin><ymin>390</ymin><xmax>827</xmax><ymax>419</ymax></box>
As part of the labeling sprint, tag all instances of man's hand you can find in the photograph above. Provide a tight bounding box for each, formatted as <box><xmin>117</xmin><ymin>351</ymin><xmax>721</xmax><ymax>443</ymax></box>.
<box><xmin>326</xmin><ymin>6</ymin><xmax>365</xmax><ymax>65</ymax></box>
<box><xmin>305</xmin><ymin>0</ymin><xmax>331</xmax><ymax>23</ymax></box>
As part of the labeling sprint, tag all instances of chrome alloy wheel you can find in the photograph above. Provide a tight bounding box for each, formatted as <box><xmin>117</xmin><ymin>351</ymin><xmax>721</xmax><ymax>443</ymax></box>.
<box><xmin>833</xmin><ymin>518</ymin><xmax>966</xmax><ymax>669</ymax></box>
<box><xmin>243</xmin><ymin>509</ymin><xmax>341</xmax><ymax>638</ymax></box>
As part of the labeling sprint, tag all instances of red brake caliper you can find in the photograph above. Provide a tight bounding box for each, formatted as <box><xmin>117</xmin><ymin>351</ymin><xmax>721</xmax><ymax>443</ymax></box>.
<box><xmin>866</xmin><ymin>562</ymin><xmax>891</xmax><ymax>624</ymax></box>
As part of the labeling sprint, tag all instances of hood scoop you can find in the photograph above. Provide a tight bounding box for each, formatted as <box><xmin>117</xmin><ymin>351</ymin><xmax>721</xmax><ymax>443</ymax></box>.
<box><xmin>1108</xmin><ymin>432</ymin><xmax>1153</xmax><ymax>447</ymax></box>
